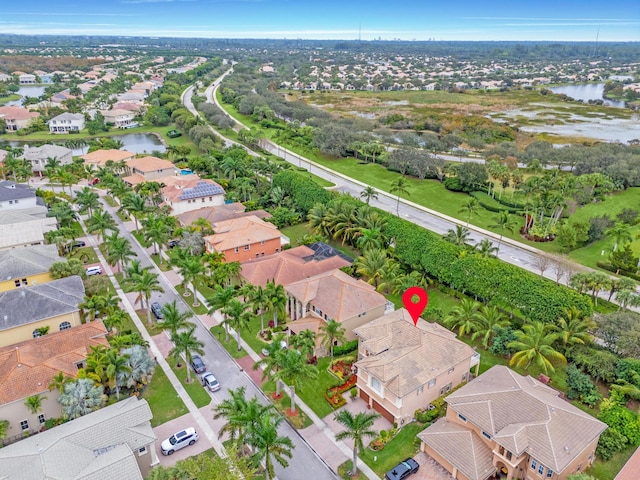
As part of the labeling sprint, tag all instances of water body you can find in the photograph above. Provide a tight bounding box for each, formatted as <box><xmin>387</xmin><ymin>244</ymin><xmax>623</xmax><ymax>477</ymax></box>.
<box><xmin>0</xmin><ymin>133</ymin><xmax>166</xmax><ymax>155</ymax></box>
<box><xmin>4</xmin><ymin>86</ymin><xmax>46</xmax><ymax>106</ymax></box>
<box><xmin>549</xmin><ymin>84</ymin><xmax>626</xmax><ymax>108</ymax></box>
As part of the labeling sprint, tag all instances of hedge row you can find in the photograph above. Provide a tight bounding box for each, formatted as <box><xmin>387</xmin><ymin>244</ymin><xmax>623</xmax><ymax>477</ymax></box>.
<box><xmin>469</xmin><ymin>191</ymin><xmax>523</xmax><ymax>214</ymax></box>
<box><xmin>272</xmin><ymin>170</ymin><xmax>331</xmax><ymax>215</ymax></box>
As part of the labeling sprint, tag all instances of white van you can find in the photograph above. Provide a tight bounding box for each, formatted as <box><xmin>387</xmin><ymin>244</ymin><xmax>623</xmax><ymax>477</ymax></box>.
<box><xmin>86</xmin><ymin>266</ymin><xmax>102</xmax><ymax>276</ymax></box>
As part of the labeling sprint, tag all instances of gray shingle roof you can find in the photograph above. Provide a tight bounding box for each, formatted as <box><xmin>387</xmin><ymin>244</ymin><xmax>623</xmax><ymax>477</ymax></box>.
<box><xmin>0</xmin><ymin>181</ymin><xmax>37</xmax><ymax>202</ymax></box>
<box><xmin>0</xmin><ymin>244</ymin><xmax>61</xmax><ymax>280</ymax></box>
<box><xmin>0</xmin><ymin>397</ymin><xmax>154</xmax><ymax>480</ymax></box>
<box><xmin>0</xmin><ymin>275</ymin><xmax>84</xmax><ymax>330</ymax></box>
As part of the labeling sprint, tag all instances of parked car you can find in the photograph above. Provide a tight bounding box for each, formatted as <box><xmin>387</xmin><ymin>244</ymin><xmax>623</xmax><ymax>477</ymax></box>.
<box><xmin>385</xmin><ymin>458</ymin><xmax>420</xmax><ymax>480</ymax></box>
<box><xmin>190</xmin><ymin>355</ymin><xmax>206</xmax><ymax>374</ymax></box>
<box><xmin>72</xmin><ymin>240</ymin><xmax>86</xmax><ymax>249</ymax></box>
<box><xmin>200</xmin><ymin>371</ymin><xmax>220</xmax><ymax>392</ymax></box>
<box><xmin>85</xmin><ymin>266</ymin><xmax>102</xmax><ymax>276</ymax></box>
<box><xmin>151</xmin><ymin>302</ymin><xmax>164</xmax><ymax>319</ymax></box>
<box><xmin>89</xmin><ymin>178</ymin><xmax>99</xmax><ymax>186</ymax></box>
<box><xmin>168</xmin><ymin>239</ymin><xmax>180</xmax><ymax>248</ymax></box>
<box><xmin>160</xmin><ymin>427</ymin><xmax>199</xmax><ymax>455</ymax></box>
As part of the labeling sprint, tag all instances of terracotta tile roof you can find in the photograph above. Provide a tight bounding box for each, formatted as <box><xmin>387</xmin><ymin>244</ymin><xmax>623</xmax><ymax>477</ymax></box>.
<box><xmin>162</xmin><ymin>178</ymin><xmax>224</xmax><ymax>203</ymax></box>
<box><xmin>241</xmin><ymin>246</ymin><xmax>351</xmax><ymax>287</ymax></box>
<box><xmin>122</xmin><ymin>173</ymin><xmax>145</xmax><ymax>186</ymax></box>
<box><xmin>178</xmin><ymin>204</ymin><xmax>271</xmax><ymax>227</ymax></box>
<box><xmin>354</xmin><ymin>309</ymin><xmax>475</xmax><ymax>398</ymax></box>
<box><xmin>285</xmin><ymin>269</ymin><xmax>386</xmax><ymax>323</ymax></box>
<box><xmin>204</xmin><ymin>215</ymin><xmax>282</xmax><ymax>252</ymax></box>
<box><xmin>126</xmin><ymin>156</ymin><xmax>174</xmax><ymax>173</ymax></box>
<box><xmin>80</xmin><ymin>149</ymin><xmax>135</xmax><ymax>166</ymax></box>
<box><xmin>418</xmin><ymin>419</ymin><xmax>496</xmax><ymax>480</ymax></box>
<box><xmin>0</xmin><ymin>106</ymin><xmax>40</xmax><ymax>121</ymax></box>
<box><xmin>445</xmin><ymin>366</ymin><xmax>607</xmax><ymax>473</ymax></box>
<box><xmin>615</xmin><ymin>446</ymin><xmax>640</xmax><ymax>480</ymax></box>
<box><xmin>288</xmin><ymin>316</ymin><xmax>324</xmax><ymax>336</ymax></box>
<box><xmin>0</xmin><ymin>321</ymin><xmax>109</xmax><ymax>404</ymax></box>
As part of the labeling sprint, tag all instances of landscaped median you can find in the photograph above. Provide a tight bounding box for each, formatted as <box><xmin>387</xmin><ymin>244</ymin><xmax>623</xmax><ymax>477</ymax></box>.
<box><xmin>167</xmin><ymin>356</ymin><xmax>211</xmax><ymax>408</ymax></box>
<box><xmin>142</xmin><ymin>365</ymin><xmax>189</xmax><ymax>427</ymax></box>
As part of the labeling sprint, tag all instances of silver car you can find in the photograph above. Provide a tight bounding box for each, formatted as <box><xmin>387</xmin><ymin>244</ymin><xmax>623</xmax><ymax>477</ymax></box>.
<box><xmin>200</xmin><ymin>371</ymin><xmax>221</xmax><ymax>392</ymax></box>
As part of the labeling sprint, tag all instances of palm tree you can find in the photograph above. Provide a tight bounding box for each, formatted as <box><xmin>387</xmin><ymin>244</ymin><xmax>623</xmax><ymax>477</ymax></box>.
<box><xmin>24</xmin><ymin>393</ymin><xmax>47</xmax><ymax>416</ymax></box>
<box><xmin>333</xmin><ymin>410</ymin><xmax>380</xmax><ymax>477</ymax></box>
<box><xmin>360</xmin><ymin>186</ymin><xmax>378</xmax><ymax>205</ymax></box>
<box><xmin>605</xmin><ymin>222</ymin><xmax>633</xmax><ymax>252</ymax></box>
<box><xmin>444</xmin><ymin>298</ymin><xmax>481</xmax><ymax>337</ymax></box>
<box><xmin>178</xmin><ymin>258</ymin><xmax>205</xmax><ymax>307</ymax></box>
<box><xmin>307</xmin><ymin>203</ymin><xmax>331</xmax><ymax>238</ymax></box>
<box><xmin>142</xmin><ymin>213</ymin><xmax>171</xmax><ymax>256</ymax></box>
<box><xmin>554</xmin><ymin>307</ymin><xmax>596</xmax><ymax>348</ymax></box>
<box><xmin>475</xmin><ymin>239</ymin><xmax>499</xmax><ymax>258</ymax></box>
<box><xmin>355</xmin><ymin>227</ymin><xmax>384</xmax><ymax>252</ymax></box>
<box><xmin>48</xmin><ymin>371</ymin><xmax>73</xmax><ymax>393</ymax></box>
<box><xmin>119</xmin><ymin>193</ymin><xmax>147</xmax><ymax>231</ymax></box>
<box><xmin>276</xmin><ymin>349</ymin><xmax>318</xmax><ymax>414</ymax></box>
<box><xmin>57</xmin><ymin>378</ymin><xmax>107</xmax><ymax>420</ymax></box>
<box><xmin>117</xmin><ymin>345</ymin><xmax>156</xmax><ymax>390</ymax></box>
<box><xmin>319</xmin><ymin>319</ymin><xmax>347</xmax><ymax>364</ymax></box>
<box><xmin>158</xmin><ymin>301</ymin><xmax>195</xmax><ymax>337</ymax></box>
<box><xmin>102</xmin><ymin>349</ymin><xmax>131</xmax><ymax>399</ymax></box>
<box><xmin>508</xmin><ymin>322</ymin><xmax>566</xmax><ymax>374</ymax></box>
<box><xmin>222</xmin><ymin>299</ymin><xmax>252</xmax><ymax>352</ymax></box>
<box><xmin>471</xmin><ymin>305</ymin><xmax>510</xmax><ymax>349</ymax></box>
<box><xmin>444</xmin><ymin>225</ymin><xmax>472</xmax><ymax>247</ymax></box>
<box><xmin>488</xmin><ymin>211</ymin><xmax>517</xmax><ymax>252</ymax></box>
<box><xmin>128</xmin><ymin>269</ymin><xmax>165</xmax><ymax>325</ymax></box>
<box><xmin>74</xmin><ymin>187</ymin><xmax>100</xmax><ymax>216</ymax></box>
<box><xmin>169</xmin><ymin>327</ymin><xmax>205</xmax><ymax>383</ymax></box>
<box><xmin>249</xmin><ymin>284</ymin><xmax>270</xmax><ymax>333</ymax></box>
<box><xmin>57</xmin><ymin>169</ymin><xmax>78</xmax><ymax>197</ymax></box>
<box><xmin>207</xmin><ymin>285</ymin><xmax>237</xmax><ymax>342</ymax></box>
<box><xmin>291</xmin><ymin>329</ymin><xmax>317</xmax><ymax>358</ymax></box>
<box><xmin>389</xmin><ymin>177</ymin><xmax>409</xmax><ymax>215</ymax></box>
<box><xmin>355</xmin><ymin>248</ymin><xmax>388</xmax><ymax>288</ymax></box>
<box><xmin>104</xmin><ymin>231</ymin><xmax>135</xmax><ymax>273</ymax></box>
<box><xmin>253</xmin><ymin>336</ymin><xmax>287</xmax><ymax>397</ymax></box>
<box><xmin>459</xmin><ymin>197</ymin><xmax>479</xmax><ymax>226</ymax></box>
<box><xmin>265</xmin><ymin>280</ymin><xmax>287</xmax><ymax>328</ymax></box>
<box><xmin>86</xmin><ymin>210</ymin><xmax>117</xmax><ymax>241</ymax></box>
<box><xmin>247</xmin><ymin>414</ymin><xmax>294</xmax><ymax>480</ymax></box>
<box><xmin>214</xmin><ymin>386</ymin><xmax>275</xmax><ymax>445</ymax></box>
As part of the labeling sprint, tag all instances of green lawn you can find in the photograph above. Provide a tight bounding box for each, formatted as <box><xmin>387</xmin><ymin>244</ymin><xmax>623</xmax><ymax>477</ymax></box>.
<box><xmin>211</xmin><ymin>326</ymin><xmax>248</xmax><ymax>358</ymax></box>
<box><xmin>296</xmin><ymin>356</ymin><xmax>344</xmax><ymax>418</ymax></box>
<box><xmin>280</xmin><ymin>223</ymin><xmax>358</xmax><ymax>259</ymax></box>
<box><xmin>0</xmin><ymin>94</ymin><xmax>20</xmax><ymax>105</ymax></box>
<box><xmin>261</xmin><ymin>380</ymin><xmax>313</xmax><ymax>429</ymax></box>
<box><xmin>239</xmin><ymin>313</ymin><xmax>271</xmax><ymax>356</ymax></box>
<box><xmin>103</xmin><ymin>195</ymin><xmax>119</xmax><ymax>208</ymax></box>
<box><xmin>68</xmin><ymin>246</ymin><xmax>99</xmax><ymax>264</ymax></box>
<box><xmin>360</xmin><ymin>422</ymin><xmax>426</xmax><ymax>477</ymax></box>
<box><xmin>142</xmin><ymin>365</ymin><xmax>189</xmax><ymax>426</ymax></box>
<box><xmin>588</xmin><ymin>445</ymin><xmax>636</xmax><ymax>480</ymax></box>
<box><xmin>175</xmin><ymin>284</ymin><xmax>209</xmax><ymax>315</ymax></box>
<box><xmin>167</xmin><ymin>356</ymin><xmax>211</xmax><ymax>408</ymax></box>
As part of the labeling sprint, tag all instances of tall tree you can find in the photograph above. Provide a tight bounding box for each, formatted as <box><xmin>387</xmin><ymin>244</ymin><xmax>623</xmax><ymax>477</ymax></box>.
<box><xmin>459</xmin><ymin>197</ymin><xmax>479</xmax><ymax>227</ymax></box>
<box><xmin>471</xmin><ymin>305</ymin><xmax>510</xmax><ymax>349</ymax></box>
<box><xmin>444</xmin><ymin>225</ymin><xmax>472</xmax><ymax>247</ymax></box>
<box><xmin>207</xmin><ymin>285</ymin><xmax>237</xmax><ymax>342</ymax></box>
<box><xmin>265</xmin><ymin>280</ymin><xmax>287</xmax><ymax>328</ymax></box>
<box><xmin>119</xmin><ymin>193</ymin><xmax>147</xmax><ymax>231</ymax></box>
<box><xmin>222</xmin><ymin>299</ymin><xmax>253</xmax><ymax>352</ymax></box>
<box><xmin>359</xmin><ymin>186</ymin><xmax>378</xmax><ymax>205</ymax></box>
<box><xmin>104</xmin><ymin>231</ymin><xmax>135</xmax><ymax>273</ymax></box>
<box><xmin>24</xmin><ymin>393</ymin><xmax>47</xmax><ymax>416</ymax></box>
<box><xmin>157</xmin><ymin>301</ymin><xmax>195</xmax><ymax>337</ymax></box>
<box><xmin>444</xmin><ymin>298</ymin><xmax>481</xmax><ymax>337</ymax></box>
<box><xmin>169</xmin><ymin>327</ymin><xmax>205</xmax><ymax>384</ymax></box>
<box><xmin>86</xmin><ymin>210</ymin><xmax>117</xmax><ymax>241</ymax></box>
<box><xmin>488</xmin><ymin>211</ymin><xmax>517</xmax><ymax>252</ymax></box>
<box><xmin>275</xmin><ymin>349</ymin><xmax>318</xmax><ymax>414</ymax></box>
<box><xmin>389</xmin><ymin>177</ymin><xmax>409</xmax><ymax>215</ymax></box>
<box><xmin>178</xmin><ymin>258</ymin><xmax>205</xmax><ymax>307</ymax></box>
<box><xmin>127</xmin><ymin>269</ymin><xmax>164</xmax><ymax>325</ymax></box>
<box><xmin>333</xmin><ymin>410</ymin><xmax>380</xmax><ymax>477</ymax></box>
<box><xmin>74</xmin><ymin>187</ymin><xmax>100</xmax><ymax>216</ymax></box>
<box><xmin>319</xmin><ymin>319</ymin><xmax>346</xmax><ymax>364</ymax></box>
<box><xmin>605</xmin><ymin>222</ymin><xmax>633</xmax><ymax>252</ymax></box>
<box><xmin>247</xmin><ymin>414</ymin><xmax>294</xmax><ymax>480</ymax></box>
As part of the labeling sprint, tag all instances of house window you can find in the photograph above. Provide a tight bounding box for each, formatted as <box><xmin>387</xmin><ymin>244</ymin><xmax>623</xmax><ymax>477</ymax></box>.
<box><xmin>33</xmin><ymin>329</ymin><xmax>41</xmax><ymax>338</ymax></box>
<box><xmin>547</xmin><ymin>468</ymin><xmax>553</xmax><ymax>478</ymax></box>
<box><xmin>22</xmin><ymin>278</ymin><xmax>27</xmax><ymax>286</ymax></box>
<box><xmin>209</xmin><ymin>197</ymin><xmax>213</xmax><ymax>201</ymax></box>
<box><xmin>20</xmin><ymin>420</ymin><xmax>29</xmax><ymax>431</ymax></box>
<box><xmin>138</xmin><ymin>446</ymin><xmax>148</xmax><ymax>455</ymax></box>
<box><xmin>261</xmin><ymin>240</ymin><xmax>266</xmax><ymax>245</ymax></box>
<box><xmin>482</xmin><ymin>431</ymin><xmax>491</xmax><ymax>440</ymax></box>
<box><xmin>531</xmin><ymin>459</ymin><xmax>537</xmax><ymax>470</ymax></box>
<box><xmin>14</xmin><ymin>280</ymin><xmax>20</xmax><ymax>287</ymax></box>
<box><xmin>428</xmin><ymin>378</ymin><xmax>436</xmax><ymax>388</ymax></box>
<box><xmin>371</xmin><ymin>377</ymin><xmax>382</xmax><ymax>392</ymax></box>
<box><xmin>38</xmin><ymin>414</ymin><xmax>46</xmax><ymax>424</ymax></box>
<box><xmin>462</xmin><ymin>372</ymin><xmax>468</xmax><ymax>382</ymax></box>
<box><xmin>538</xmin><ymin>464</ymin><xmax>544</xmax><ymax>475</ymax></box>
<box><xmin>457</xmin><ymin>413</ymin><xmax>467</xmax><ymax>422</ymax></box>
<box><xmin>448</xmin><ymin>367</ymin><xmax>455</xmax><ymax>374</ymax></box>
<box><xmin>234</xmin><ymin>247</ymin><xmax>239</xmax><ymax>253</ymax></box>
<box><xmin>201</xmin><ymin>198</ymin><xmax>205</xmax><ymax>202</ymax></box>
<box><xmin>244</xmin><ymin>245</ymin><xmax>250</xmax><ymax>251</ymax></box>
<box><xmin>417</xmin><ymin>386</ymin><xmax>424</xmax><ymax>395</ymax></box>
<box><xmin>59</xmin><ymin>321</ymin><xmax>71</xmax><ymax>330</ymax></box>
<box><xmin>439</xmin><ymin>383</ymin><xmax>452</xmax><ymax>395</ymax></box>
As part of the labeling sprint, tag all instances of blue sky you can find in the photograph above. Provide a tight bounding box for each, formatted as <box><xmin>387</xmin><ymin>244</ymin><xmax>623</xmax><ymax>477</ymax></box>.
<box><xmin>2</xmin><ymin>1</ymin><xmax>639</xmax><ymax>41</ymax></box>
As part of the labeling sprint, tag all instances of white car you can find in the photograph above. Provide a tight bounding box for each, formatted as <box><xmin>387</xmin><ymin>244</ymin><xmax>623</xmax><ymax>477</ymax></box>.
<box><xmin>200</xmin><ymin>371</ymin><xmax>220</xmax><ymax>392</ymax></box>
<box><xmin>160</xmin><ymin>427</ymin><xmax>199</xmax><ymax>455</ymax></box>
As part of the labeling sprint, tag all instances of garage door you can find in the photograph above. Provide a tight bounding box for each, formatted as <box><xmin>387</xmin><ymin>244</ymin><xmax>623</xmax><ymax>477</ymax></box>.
<box><xmin>372</xmin><ymin>400</ymin><xmax>395</xmax><ymax>423</ymax></box>
<box><xmin>360</xmin><ymin>389</ymin><xmax>370</xmax><ymax>403</ymax></box>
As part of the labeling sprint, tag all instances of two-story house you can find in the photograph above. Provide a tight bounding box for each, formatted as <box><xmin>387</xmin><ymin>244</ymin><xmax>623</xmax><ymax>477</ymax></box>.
<box><xmin>0</xmin><ymin>396</ymin><xmax>158</xmax><ymax>478</ymax></box>
<box><xmin>0</xmin><ymin>180</ymin><xmax>41</xmax><ymax>210</ymax></box>
<box><xmin>123</xmin><ymin>156</ymin><xmax>175</xmax><ymax>186</ymax></box>
<box><xmin>18</xmin><ymin>74</ymin><xmax>36</xmax><ymax>84</ymax></box>
<box><xmin>0</xmin><ymin>106</ymin><xmax>40</xmax><ymax>132</ymax></box>
<box><xmin>353</xmin><ymin>309</ymin><xmax>479</xmax><ymax>425</ymax></box>
<box><xmin>80</xmin><ymin>148</ymin><xmax>136</xmax><ymax>169</ymax></box>
<box><xmin>0</xmin><ymin>244</ymin><xmax>61</xmax><ymax>292</ymax></box>
<box><xmin>0</xmin><ymin>321</ymin><xmax>109</xmax><ymax>436</ymax></box>
<box><xmin>101</xmin><ymin>108</ymin><xmax>137</xmax><ymax>128</ymax></box>
<box><xmin>48</xmin><ymin>112</ymin><xmax>85</xmax><ymax>133</ymax></box>
<box><xmin>204</xmin><ymin>215</ymin><xmax>286</xmax><ymax>262</ymax></box>
<box><xmin>21</xmin><ymin>144</ymin><xmax>73</xmax><ymax>176</ymax></box>
<box><xmin>177</xmin><ymin>203</ymin><xmax>270</xmax><ymax>229</ymax></box>
<box><xmin>418</xmin><ymin>366</ymin><xmax>607</xmax><ymax>480</ymax></box>
<box><xmin>161</xmin><ymin>178</ymin><xmax>225</xmax><ymax>215</ymax></box>
<box><xmin>0</xmin><ymin>207</ymin><xmax>57</xmax><ymax>250</ymax></box>
<box><xmin>0</xmin><ymin>275</ymin><xmax>85</xmax><ymax>347</ymax></box>
<box><xmin>285</xmin><ymin>269</ymin><xmax>392</xmax><ymax>347</ymax></box>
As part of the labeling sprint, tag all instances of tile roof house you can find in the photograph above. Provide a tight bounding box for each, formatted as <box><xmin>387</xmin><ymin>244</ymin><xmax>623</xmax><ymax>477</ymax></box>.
<box><xmin>161</xmin><ymin>178</ymin><xmax>225</xmax><ymax>215</ymax></box>
<box><xmin>177</xmin><ymin>203</ymin><xmax>271</xmax><ymax>228</ymax></box>
<box><xmin>354</xmin><ymin>309</ymin><xmax>479</xmax><ymax>425</ymax></box>
<box><xmin>101</xmin><ymin>108</ymin><xmax>137</xmax><ymax>128</ymax></box>
<box><xmin>123</xmin><ymin>156</ymin><xmax>175</xmax><ymax>185</ymax></box>
<box><xmin>0</xmin><ymin>321</ymin><xmax>109</xmax><ymax>435</ymax></box>
<box><xmin>48</xmin><ymin>112</ymin><xmax>86</xmax><ymax>134</ymax></box>
<box><xmin>50</xmin><ymin>90</ymin><xmax>78</xmax><ymax>105</ymax></box>
<box><xmin>0</xmin><ymin>206</ymin><xmax>57</xmax><ymax>250</ymax></box>
<box><xmin>204</xmin><ymin>215</ymin><xmax>287</xmax><ymax>263</ymax></box>
<box><xmin>0</xmin><ymin>244</ymin><xmax>61</xmax><ymax>291</ymax></box>
<box><xmin>80</xmin><ymin>148</ymin><xmax>136</xmax><ymax>168</ymax></box>
<box><xmin>0</xmin><ymin>275</ymin><xmax>85</xmax><ymax>347</ymax></box>
<box><xmin>21</xmin><ymin>144</ymin><xmax>73</xmax><ymax>176</ymax></box>
<box><xmin>285</xmin><ymin>269</ymin><xmax>391</xmax><ymax>344</ymax></box>
<box><xmin>0</xmin><ymin>397</ymin><xmax>158</xmax><ymax>479</ymax></box>
<box><xmin>0</xmin><ymin>106</ymin><xmax>40</xmax><ymax>132</ymax></box>
<box><xmin>241</xmin><ymin>244</ymin><xmax>352</xmax><ymax>288</ymax></box>
<box><xmin>418</xmin><ymin>365</ymin><xmax>607</xmax><ymax>480</ymax></box>
<box><xmin>0</xmin><ymin>180</ymin><xmax>41</xmax><ymax>210</ymax></box>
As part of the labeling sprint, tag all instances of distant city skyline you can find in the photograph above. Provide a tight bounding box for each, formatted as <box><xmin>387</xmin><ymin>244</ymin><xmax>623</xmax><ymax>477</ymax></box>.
<box><xmin>2</xmin><ymin>1</ymin><xmax>639</xmax><ymax>41</ymax></box>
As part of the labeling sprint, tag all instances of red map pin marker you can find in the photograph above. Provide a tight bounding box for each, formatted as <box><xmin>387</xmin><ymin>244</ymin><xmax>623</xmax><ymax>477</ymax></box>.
<box><xmin>402</xmin><ymin>286</ymin><xmax>429</xmax><ymax>326</ymax></box>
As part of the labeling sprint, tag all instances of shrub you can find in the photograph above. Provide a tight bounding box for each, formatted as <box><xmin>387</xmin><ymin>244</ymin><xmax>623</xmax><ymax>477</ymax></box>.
<box><xmin>332</xmin><ymin>340</ymin><xmax>358</xmax><ymax>356</ymax></box>
<box><xmin>596</xmin><ymin>428</ymin><xmax>628</xmax><ymax>460</ymax></box>
<box><xmin>566</xmin><ymin>364</ymin><xmax>601</xmax><ymax>406</ymax></box>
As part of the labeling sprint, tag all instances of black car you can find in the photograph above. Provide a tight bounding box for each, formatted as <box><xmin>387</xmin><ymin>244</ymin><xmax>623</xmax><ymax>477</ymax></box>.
<box><xmin>190</xmin><ymin>355</ymin><xmax>206</xmax><ymax>374</ymax></box>
<box><xmin>168</xmin><ymin>240</ymin><xmax>180</xmax><ymax>248</ymax></box>
<box><xmin>67</xmin><ymin>240</ymin><xmax>86</xmax><ymax>252</ymax></box>
<box><xmin>151</xmin><ymin>302</ymin><xmax>164</xmax><ymax>319</ymax></box>
<box><xmin>385</xmin><ymin>458</ymin><xmax>420</xmax><ymax>480</ymax></box>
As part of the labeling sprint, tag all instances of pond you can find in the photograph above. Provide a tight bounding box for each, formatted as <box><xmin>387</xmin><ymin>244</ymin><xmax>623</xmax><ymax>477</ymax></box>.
<box><xmin>4</xmin><ymin>86</ymin><xmax>47</xmax><ymax>106</ymax></box>
<box><xmin>549</xmin><ymin>83</ymin><xmax>626</xmax><ymax>108</ymax></box>
<box><xmin>0</xmin><ymin>133</ymin><xmax>166</xmax><ymax>155</ymax></box>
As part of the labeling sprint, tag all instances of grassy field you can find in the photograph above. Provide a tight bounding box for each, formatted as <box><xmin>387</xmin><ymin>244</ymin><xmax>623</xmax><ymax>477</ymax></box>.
<box><xmin>174</xmin><ymin>284</ymin><xmax>209</xmax><ymax>315</ymax></box>
<box><xmin>0</xmin><ymin>94</ymin><xmax>20</xmax><ymax>105</ymax></box>
<box><xmin>210</xmin><ymin>326</ymin><xmax>248</xmax><ymax>358</ymax></box>
<box><xmin>360</xmin><ymin>422</ymin><xmax>425</xmax><ymax>477</ymax></box>
<box><xmin>588</xmin><ymin>445</ymin><xmax>636</xmax><ymax>480</ymax></box>
<box><xmin>142</xmin><ymin>365</ymin><xmax>189</xmax><ymax>426</ymax></box>
<box><xmin>296</xmin><ymin>356</ymin><xmax>344</xmax><ymax>419</ymax></box>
